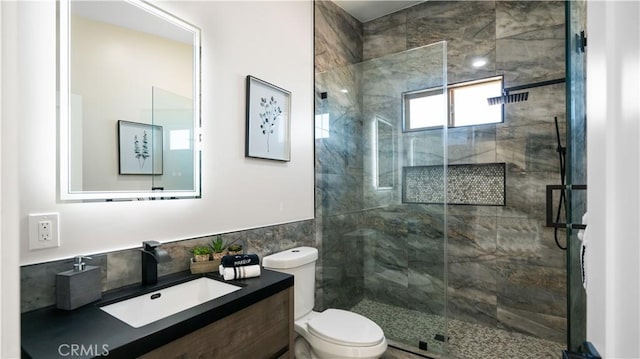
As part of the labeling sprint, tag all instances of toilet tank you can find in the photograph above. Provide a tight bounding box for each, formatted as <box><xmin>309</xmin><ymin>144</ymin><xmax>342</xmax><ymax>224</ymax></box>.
<box><xmin>262</xmin><ymin>247</ymin><xmax>318</xmax><ymax>320</ymax></box>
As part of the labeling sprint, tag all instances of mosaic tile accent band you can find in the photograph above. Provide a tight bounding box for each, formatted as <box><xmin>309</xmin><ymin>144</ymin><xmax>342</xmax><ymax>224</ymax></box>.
<box><xmin>403</xmin><ymin>163</ymin><xmax>506</xmax><ymax>205</ymax></box>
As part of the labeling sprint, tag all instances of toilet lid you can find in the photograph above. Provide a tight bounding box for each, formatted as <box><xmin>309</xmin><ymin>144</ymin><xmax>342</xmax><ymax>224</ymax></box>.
<box><xmin>307</xmin><ymin>309</ymin><xmax>384</xmax><ymax>347</ymax></box>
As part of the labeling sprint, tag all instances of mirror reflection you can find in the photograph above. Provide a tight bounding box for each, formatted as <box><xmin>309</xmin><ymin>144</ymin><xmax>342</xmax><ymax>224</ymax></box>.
<box><xmin>60</xmin><ymin>0</ymin><xmax>201</xmax><ymax>200</ymax></box>
<box><xmin>375</xmin><ymin>117</ymin><xmax>394</xmax><ymax>190</ymax></box>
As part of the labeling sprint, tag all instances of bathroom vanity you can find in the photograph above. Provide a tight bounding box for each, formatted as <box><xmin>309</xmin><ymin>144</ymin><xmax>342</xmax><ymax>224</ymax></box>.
<box><xmin>21</xmin><ymin>269</ymin><xmax>293</xmax><ymax>358</ymax></box>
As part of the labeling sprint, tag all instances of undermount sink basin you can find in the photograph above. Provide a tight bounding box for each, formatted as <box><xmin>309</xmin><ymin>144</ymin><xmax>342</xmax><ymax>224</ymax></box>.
<box><xmin>100</xmin><ymin>277</ymin><xmax>242</xmax><ymax>328</ymax></box>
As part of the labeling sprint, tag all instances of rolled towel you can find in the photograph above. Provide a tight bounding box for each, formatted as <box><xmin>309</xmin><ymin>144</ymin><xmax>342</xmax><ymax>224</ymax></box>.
<box><xmin>221</xmin><ymin>254</ymin><xmax>260</xmax><ymax>267</ymax></box>
<box><xmin>577</xmin><ymin>212</ymin><xmax>588</xmax><ymax>290</ymax></box>
<box><xmin>220</xmin><ymin>264</ymin><xmax>261</xmax><ymax>281</ymax></box>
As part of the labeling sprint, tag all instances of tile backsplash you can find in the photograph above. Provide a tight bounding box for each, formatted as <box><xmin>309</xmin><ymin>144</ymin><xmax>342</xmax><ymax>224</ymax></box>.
<box><xmin>21</xmin><ymin>219</ymin><xmax>315</xmax><ymax>312</ymax></box>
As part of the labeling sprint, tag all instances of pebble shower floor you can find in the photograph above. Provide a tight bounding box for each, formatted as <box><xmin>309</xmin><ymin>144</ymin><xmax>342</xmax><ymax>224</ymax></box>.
<box><xmin>351</xmin><ymin>299</ymin><xmax>565</xmax><ymax>359</ymax></box>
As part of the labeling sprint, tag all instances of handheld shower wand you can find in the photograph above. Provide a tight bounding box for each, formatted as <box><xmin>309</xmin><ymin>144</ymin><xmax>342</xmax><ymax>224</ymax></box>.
<box><xmin>553</xmin><ymin>116</ymin><xmax>568</xmax><ymax>250</ymax></box>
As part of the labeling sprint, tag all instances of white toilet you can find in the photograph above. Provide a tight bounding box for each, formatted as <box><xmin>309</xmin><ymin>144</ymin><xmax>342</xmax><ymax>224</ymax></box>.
<box><xmin>262</xmin><ymin>247</ymin><xmax>387</xmax><ymax>359</ymax></box>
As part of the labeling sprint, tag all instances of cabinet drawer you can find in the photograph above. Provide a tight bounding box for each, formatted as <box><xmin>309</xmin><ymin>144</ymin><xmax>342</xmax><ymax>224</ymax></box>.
<box><xmin>140</xmin><ymin>287</ymin><xmax>293</xmax><ymax>359</ymax></box>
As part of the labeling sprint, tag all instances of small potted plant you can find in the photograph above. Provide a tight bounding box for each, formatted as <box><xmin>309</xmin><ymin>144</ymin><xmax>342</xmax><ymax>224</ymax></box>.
<box><xmin>223</xmin><ymin>237</ymin><xmax>244</xmax><ymax>255</ymax></box>
<box><xmin>190</xmin><ymin>245</ymin><xmax>216</xmax><ymax>274</ymax></box>
<box><xmin>210</xmin><ymin>236</ymin><xmax>226</xmax><ymax>260</ymax></box>
<box><xmin>227</xmin><ymin>243</ymin><xmax>243</xmax><ymax>255</ymax></box>
<box><xmin>192</xmin><ymin>245</ymin><xmax>212</xmax><ymax>262</ymax></box>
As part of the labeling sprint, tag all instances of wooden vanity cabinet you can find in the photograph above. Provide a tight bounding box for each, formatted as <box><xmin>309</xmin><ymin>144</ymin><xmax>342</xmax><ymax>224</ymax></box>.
<box><xmin>140</xmin><ymin>287</ymin><xmax>294</xmax><ymax>359</ymax></box>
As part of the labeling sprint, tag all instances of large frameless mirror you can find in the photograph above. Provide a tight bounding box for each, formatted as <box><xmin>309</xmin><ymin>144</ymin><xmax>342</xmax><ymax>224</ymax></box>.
<box><xmin>59</xmin><ymin>0</ymin><xmax>201</xmax><ymax>201</ymax></box>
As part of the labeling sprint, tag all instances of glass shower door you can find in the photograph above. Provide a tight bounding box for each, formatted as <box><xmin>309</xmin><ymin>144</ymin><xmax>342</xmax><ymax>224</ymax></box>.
<box><xmin>314</xmin><ymin>41</ymin><xmax>449</xmax><ymax>356</ymax></box>
<box><xmin>566</xmin><ymin>0</ymin><xmax>588</xmax><ymax>352</ymax></box>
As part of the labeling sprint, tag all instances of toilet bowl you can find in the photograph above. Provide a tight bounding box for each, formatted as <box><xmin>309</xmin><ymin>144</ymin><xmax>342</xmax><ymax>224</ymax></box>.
<box><xmin>262</xmin><ymin>247</ymin><xmax>387</xmax><ymax>359</ymax></box>
<box><xmin>294</xmin><ymin>309</ymin><xmax>387</xmax><ymax>359</ymax></box>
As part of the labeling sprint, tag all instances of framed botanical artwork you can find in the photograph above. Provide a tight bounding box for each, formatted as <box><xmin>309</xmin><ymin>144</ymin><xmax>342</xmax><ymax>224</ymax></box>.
<box><xmin>118</xmin><ymin>120</ymin><xmax>163</xmax><ymax>175</ymax></box>
<box><xmin>245</xmin><ymin>75</ymin><xmax>291</xmax><ymax>161</ymax></box>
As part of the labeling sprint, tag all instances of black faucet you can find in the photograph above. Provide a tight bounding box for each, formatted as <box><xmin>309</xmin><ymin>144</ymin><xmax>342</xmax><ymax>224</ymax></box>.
<box><xmin>141</xmin><ymin>241</ymin><xmax>172</xmax><ymax>285</ymax></box>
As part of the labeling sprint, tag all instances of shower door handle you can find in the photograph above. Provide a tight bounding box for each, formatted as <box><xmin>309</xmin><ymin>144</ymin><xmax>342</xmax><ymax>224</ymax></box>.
<box><xmin>545</xmin><ymin>184</ymin><xmax>587</xmax><ymax>229</ymax></box>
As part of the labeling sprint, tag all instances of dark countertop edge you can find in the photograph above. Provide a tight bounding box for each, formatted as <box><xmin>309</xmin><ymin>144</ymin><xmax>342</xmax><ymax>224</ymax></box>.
<box><xmin>21</xmin><ymin>269</ymin><xmax>293</xmax><ymax>359</ymax></box>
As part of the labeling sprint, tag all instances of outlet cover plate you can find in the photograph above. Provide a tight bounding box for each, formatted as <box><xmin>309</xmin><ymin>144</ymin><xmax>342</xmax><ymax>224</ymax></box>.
<box><xmin>28</xmin><ymin>213</ymin><xmax>60</xmax><ymax>250</ymax></box>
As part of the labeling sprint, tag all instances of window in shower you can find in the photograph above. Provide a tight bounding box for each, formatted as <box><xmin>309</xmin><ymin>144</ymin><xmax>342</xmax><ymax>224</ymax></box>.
<box><xmin>403</xmin><ymin>88</ymin><xmax>446</xmax><ymax>131</ymax></box>
<box><xmin>403</xmin><ymin>75</ymin><xmax>503</xmax><ymax>131</ymax></box>
<box><xmin>449</xmin><ymin>76</ymin><xmax>503</xmax><ymax>127</ymax></box>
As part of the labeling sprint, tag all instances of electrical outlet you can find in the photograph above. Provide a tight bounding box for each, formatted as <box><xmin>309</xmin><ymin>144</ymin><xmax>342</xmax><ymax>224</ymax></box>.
<box><xmin>38</xmin><ymin>220</ymin><xmax>53</xmax><ymax>241</ymax></box>
<box><xmin>29</xmin><ymin>213</ymin><xmax>60</xmax><ymax>250</ymax></box>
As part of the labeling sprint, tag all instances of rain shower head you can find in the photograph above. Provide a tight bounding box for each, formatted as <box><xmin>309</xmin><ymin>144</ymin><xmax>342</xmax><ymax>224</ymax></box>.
<box><xmin>486</xmin><ymin>78</ymin><xmax>566</xmax><ymax>106</ymax></box>
<box><xmin>487</xmin><ymin>91</ymin><xmax>529</xmax><ymax>106</ymax></box>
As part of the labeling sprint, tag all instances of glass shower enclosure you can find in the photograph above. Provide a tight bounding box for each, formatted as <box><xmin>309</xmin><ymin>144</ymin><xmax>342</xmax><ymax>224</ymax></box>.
<box><xmin>315</xmin><ymin>42</ymin><xmax>449</xmax><ymax>355</ymax></box>
<box><xmin>315</xmin><ymin>38</ymin><xmax>579</xmax><ymax>359</ymax></box>
<box><xmin>315</xmin><ymin>1</ymin><xmax>587</xmax><ymax>358</ymax></box>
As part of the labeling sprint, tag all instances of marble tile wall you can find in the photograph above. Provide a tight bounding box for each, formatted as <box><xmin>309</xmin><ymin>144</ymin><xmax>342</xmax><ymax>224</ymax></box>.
<box><xmin>360</xmin><ymin>42</ymin><xmax>447</xmax><ymax>211</ymax></box>
<box><xmin>315</xmin><ymin>0</ymin><xmax>362</xmax><ymax>74</ymax></box>
<box><xmin>314</xmin><ymin>1</ymin><xmax>365</xmax><ymax>218</ymax></box>
<box><xmin>315</xmin><ymin>0</ymin><xmax>568</xmax><ymax>346</ymax></box>
<box><xmin>319</xmin><ymin>212</ymin><xmax>367</xmax><ymax>310</ymax></box>
<box><xmin>21</xmin><ymin>220</ymin><xmax>315</xmax><ymax>312</ymax></box>
<box><xmin>314</xmin><ymin>1</ymin><xmax>367</xmax><ymax>310</ymax></box>
<box><xmin>363</xmin><ymin>1</ymin><xmax>565</xmax><ymax>87</ymax></box>
<box><xmin>365</xmin><ymin>205</ymin><xmax>447</xmax><ymax>317</ymax></box>
<box><xmin>315</xmin><ymin>69</ymin><xmax>364</xmax><ymax>216</ymax></box>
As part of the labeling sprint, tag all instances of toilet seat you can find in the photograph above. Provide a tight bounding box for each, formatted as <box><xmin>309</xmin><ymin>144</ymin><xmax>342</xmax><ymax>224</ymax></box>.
<box><xmin>307</xmin><ymin>309</ymin><xmax>384</xmax><ymax>347</ymax></box>
<box><xmin>295</xmin><ymin>310</ymin><xmax>388</xmax><ymax>358</ymax></box>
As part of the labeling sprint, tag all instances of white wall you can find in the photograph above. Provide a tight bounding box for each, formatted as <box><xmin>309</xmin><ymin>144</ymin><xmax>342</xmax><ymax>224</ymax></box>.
<box><xmin>587</xmin><ymin>1</ymin><xmax>640</xmax><ymax>357</ymax></box>
<box><xmin>2</xmin><ymin>2</ymin><xmax>22</xmax><ymax>357</ymax></box>
<box><xmin>1</xmin><ymin>1</ymin><xmax>313</xmax><ymax>357</ymax></box>
<box><xmin>0</xmin><ymin>0</ymin><xmax>4</xmax><ymax>355</ymax></box>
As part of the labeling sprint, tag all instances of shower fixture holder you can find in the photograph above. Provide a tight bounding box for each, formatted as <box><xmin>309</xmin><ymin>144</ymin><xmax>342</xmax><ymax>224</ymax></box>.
<box><xmin>545</xmin><ymin>184</ymin><xmax>587</xmax><ymax>230</ymax></box>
